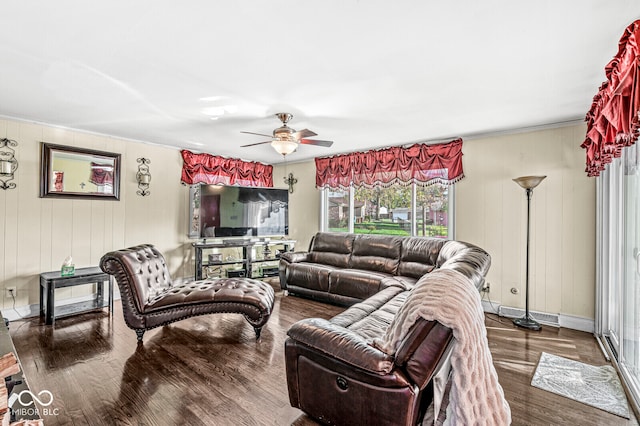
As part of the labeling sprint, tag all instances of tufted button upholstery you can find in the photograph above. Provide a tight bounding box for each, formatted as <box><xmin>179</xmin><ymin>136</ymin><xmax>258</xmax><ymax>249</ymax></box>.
<box><xmin>146</xmin><ymin>277</ymin><xmax>275</xmax><ymax>313</ymax></box>
<box><xmin>99</xmin><ymin>244</ymin><xmax>275</xmax><ymax>342</ymax></box>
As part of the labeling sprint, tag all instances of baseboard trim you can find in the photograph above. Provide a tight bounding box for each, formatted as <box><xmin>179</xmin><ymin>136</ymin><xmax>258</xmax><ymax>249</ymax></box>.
<box><xmin>3</xmin><ymin>292</ymin><xmax>122</xmax><ymax>322</ymax></box>
<box><xmin>4</xmin><ymin>293</ymin><xmax>594</xmax><ymax>333</ymax></box>
<box><xmin>481</xmin><ymin>299</ymin><xmax>594</xmax><ymax>333</ymax></box>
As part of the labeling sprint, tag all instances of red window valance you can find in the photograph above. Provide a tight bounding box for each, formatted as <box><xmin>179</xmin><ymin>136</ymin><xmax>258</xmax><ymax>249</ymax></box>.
<box><xmin>315</xmin><ymin>138</ymin><xmax>464</xmax><ymax>190</ymax></box>
<box><xmin>180</xmin><ymin>150</ymin><xmax>273</xmax><ymax>187</ymax></box>
<box><xmin>582</xmin><ymin>19</ymin><xmax>640</xmax><ymax>177</ymax></box>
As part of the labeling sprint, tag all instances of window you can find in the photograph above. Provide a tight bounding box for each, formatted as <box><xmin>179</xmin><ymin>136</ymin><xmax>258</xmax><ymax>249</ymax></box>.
<box><xmin>316</xmin><ymin>139</ymin><xmax>462</xmax><ymax>237</ymax></box>
<box><xmin>597</xmin><ymin>143</ymin><xmax>640</xmax><ymax>410</ymax></box>
<box><xmin>353</xmin><ymin>185</ymin><xmax>412</xmax><ymax>236</ymax></box>
<box><xmin>416</xmin><ymin>184</ymin><xmax>450</xmax><ymax>238</ymax></box>
<box><xmin>326</xmin><ymin>189</ymin><xmax>351</xmax><ymax>232</ymax></box>
<box><xmin>321</xmin><ymin>183</ymin><xmax>453</xmax><ymax>238</ymax></box>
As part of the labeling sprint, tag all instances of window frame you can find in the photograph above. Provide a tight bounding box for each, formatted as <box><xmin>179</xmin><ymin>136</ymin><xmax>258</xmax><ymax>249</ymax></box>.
<box><xmin>320</xmin><ymin>183</ymin><xmax>455</xmax><ymax>238</ymax></box>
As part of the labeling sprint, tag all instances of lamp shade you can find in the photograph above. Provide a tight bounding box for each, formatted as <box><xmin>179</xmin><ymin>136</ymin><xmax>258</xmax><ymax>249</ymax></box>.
<box><xmin>271</xmin><ymin>139</ymin><xmax>298</xmax><ymax>156</ymax></box>
<box><xmin>513</xmin><ymin>175</ymin><xmax>546</xmax><ymax>190</ymax></box>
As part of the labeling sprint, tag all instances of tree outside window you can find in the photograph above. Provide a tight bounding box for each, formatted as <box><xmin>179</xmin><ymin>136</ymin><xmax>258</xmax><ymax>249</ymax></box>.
<box><xmin>330</xmin><ymin>183</ymin><xmax>450</xmax><ymax>237</ymax></box>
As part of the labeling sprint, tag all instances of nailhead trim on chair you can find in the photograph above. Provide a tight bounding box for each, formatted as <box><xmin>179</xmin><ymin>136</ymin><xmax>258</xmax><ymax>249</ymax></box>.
<box><xmin>100</xmin><ymin>244</ymin><xmax>274</xmax><ymax>343</ymax></box>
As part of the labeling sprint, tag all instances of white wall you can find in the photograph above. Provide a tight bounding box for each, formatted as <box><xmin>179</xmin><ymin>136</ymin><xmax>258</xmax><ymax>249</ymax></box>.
<box><xmin>272</xmin><ymin>161</ymin><xmax>321</xmax><ymax>252</ymax></box>
<box><xmin>277</xmin><ymin>123</ymin><xmax>596</xmax><ymax>321</ymax></box>
<box><xmin>0</xmin><ymin>118</ymin><xmax>193</xmax><ymax>313</ymax></box>
<box><xmin>456</xmin><ymin>124</ymin><xmax>595</xmax><ymax>319</ymax></box>
<box><xmin>0</xmin><ymin>117</ymin><xmax>596</xmax><ymax>323</ymax></box>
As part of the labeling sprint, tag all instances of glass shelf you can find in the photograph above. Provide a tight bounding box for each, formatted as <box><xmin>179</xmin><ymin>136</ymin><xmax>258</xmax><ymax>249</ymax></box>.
<box><xmin>192</xmin><ymin>239</ymin><xmax>295</xmax><ymax>280</ymax></box>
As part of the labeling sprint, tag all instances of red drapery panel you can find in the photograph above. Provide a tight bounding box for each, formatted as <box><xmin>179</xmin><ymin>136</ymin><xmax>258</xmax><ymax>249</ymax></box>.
<box><xmin>315</xmin><ymin>138</ymin><xmax>464</xmax><ymax>190</ymax></box>
<box><xmin>180</xmin><ymin>150</ymin><xmax>273</xmax><ymax>187</ymax></box>
<box><xmin>582</xmin><ymin>19</ymin><xmax>640</xmax><ymax>177</ymax></box>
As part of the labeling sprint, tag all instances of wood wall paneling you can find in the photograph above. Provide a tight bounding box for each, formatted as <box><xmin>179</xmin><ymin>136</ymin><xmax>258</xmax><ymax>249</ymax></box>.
<box><xmin>0</xmin><ymin>118</ymin><xmax>596</xmax><ymax>325</ymax></box>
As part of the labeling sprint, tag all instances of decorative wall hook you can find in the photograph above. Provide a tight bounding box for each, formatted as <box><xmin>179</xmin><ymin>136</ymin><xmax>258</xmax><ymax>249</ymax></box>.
<box><xmin>284</xmin><ymin>172</ymin><xmax>297</xmax><ymax>193</ymax></box>
<box><xmin>136</xmin><ymin>158</ymin><xmax>151</xmax><ymax>196</ymax></box>
<box><xmin>0</xmin><ymin>138</ymin><xmax>18</xmax><ymax>190</ymax></box>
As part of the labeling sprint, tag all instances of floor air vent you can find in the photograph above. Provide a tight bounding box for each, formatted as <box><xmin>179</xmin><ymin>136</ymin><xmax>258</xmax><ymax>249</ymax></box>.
<box><xmin>497</xmin><ymin>306</ymin><xmax>560</xmax><ymax>327</ymax></box>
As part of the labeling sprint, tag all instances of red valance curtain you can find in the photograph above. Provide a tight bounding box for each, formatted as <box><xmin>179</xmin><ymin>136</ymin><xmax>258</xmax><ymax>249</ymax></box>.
<box><xmin>89</xmin><ymin>162</ymin><xmax>114</xmax><ymax>185</ymax></box>
<box><xmin>315</xmin><ymin>138</ymin><xmax>464</xmax><ymax>190</ymax></box>
<box><xmin>180</xmin><ymin>150</ymin><xmax>273</xmax><ymax>187</ymax></box>
<box><xmin>582</xmin><ymin>19</ymin><xmax>640</xmax><ymax>177</ymax></box>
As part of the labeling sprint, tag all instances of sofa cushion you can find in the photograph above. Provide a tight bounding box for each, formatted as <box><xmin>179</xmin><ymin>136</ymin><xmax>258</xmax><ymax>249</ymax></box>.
<box><xmin>308</xmin><ymin>232</ymin><xmax>355</xmax><ymax>268</ymax></box>
<box><xmin>286</xmin><ymin>262</ymin><xmax>337</xmax><ymax>293</ymax></box>
<box><xmin>330</xmin><ymin>287</ymin><xmax>408</xmax><ymax>338</ymax></box>
<box><xmin>380</xmin><ymin>276</ymin><xmax>417</xmax><ymax>291</ymax></box>
<box><xmin>328</xmin><ymin>269</ymin><xmax>394</xmax><ymax>301</ymax></box>
<box><xmin>397</xmin><ymin>237</ymin><xmax>447</xmax><ymax>278</ymax></box>
<box><xmin>343</xmin><ymin>292</ymin><xmax>408</xmax><ymax>341</ymax></box>
<box><xmin>146</xmin><ymin>277</ymin><xmax>273</xmax><ymax>313</ymax></box>
<box><xmin>330</xmin><ymin>286</ymin><xmax>406</xmax><ymax>328</ymax></box>
<box><xmin>350</xmin><ymin>235</ymin><xmax>402</xmax><ymax>274</ymax></box>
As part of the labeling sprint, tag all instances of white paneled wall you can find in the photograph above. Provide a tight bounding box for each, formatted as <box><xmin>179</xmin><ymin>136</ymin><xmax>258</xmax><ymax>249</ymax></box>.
<box><xmin>0</xmin><ymin>118</ymin><xmax>193</xmax><ymax>312</ymax></box>
<box><xmin>457</xmin><ymin>124</ymin><xmax>596</xmax><ymax>319</ymax></box>
<box><xmin>272</xmin><ymin>161</ymin><xmax>321</xmax><ymax>252</ymax></box>
<box><xmin>0</xmin><ymin>117</ymin><xmax>596</xmax><ymax>323</ymax></box>
<box><xmin>280</xmin><ymin>124</ymin><xmax>596</xmax><ymax>321</ymax></box>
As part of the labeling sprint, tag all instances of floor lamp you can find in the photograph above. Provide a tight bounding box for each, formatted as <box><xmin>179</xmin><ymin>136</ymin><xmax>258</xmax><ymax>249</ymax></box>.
<box><xmin>512</xmin><ymin>175</ymin><xmax>546</xmax><ymax>331</ymax></box>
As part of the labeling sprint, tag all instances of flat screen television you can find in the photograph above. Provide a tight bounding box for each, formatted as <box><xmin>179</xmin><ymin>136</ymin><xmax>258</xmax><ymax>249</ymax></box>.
<box><xmin>188</xmin><ymin>184</ymin><xmax>289</xmax><ymax>239</ymax></box>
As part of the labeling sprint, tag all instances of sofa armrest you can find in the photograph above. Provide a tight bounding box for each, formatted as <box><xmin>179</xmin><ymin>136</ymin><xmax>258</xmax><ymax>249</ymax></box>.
<box><xmin>280</xmin><ymin>251</ymin><xmax>311</xmax><ymax>264</ymax></box>
<box><xmin>287</xmin><ymin>318</ymin><xmax>394</xmax><ymax>374</ymax></box>
<box><xmin>279</xmin><ymin>252</ymin><xmax>312</xmax><ymax>290</ymax></box>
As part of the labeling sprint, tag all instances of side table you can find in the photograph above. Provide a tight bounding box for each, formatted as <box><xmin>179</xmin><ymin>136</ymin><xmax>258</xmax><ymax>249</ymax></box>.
<box><xmin>39</xmin><ymin>266</ymin><xmax>114</xmax><ymax>325</ymax></box>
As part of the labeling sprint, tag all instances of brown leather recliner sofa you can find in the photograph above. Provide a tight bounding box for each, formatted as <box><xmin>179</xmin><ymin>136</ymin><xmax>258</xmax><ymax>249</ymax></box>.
<box><xmin>279</xmin><ymin>232</ymin><xmax>488</xmax><ymax>305</ymax></box>
<box><xmin>282</xmin><ymin>232</ymin><xmax>491</xmax><ymax>425</ymax></box>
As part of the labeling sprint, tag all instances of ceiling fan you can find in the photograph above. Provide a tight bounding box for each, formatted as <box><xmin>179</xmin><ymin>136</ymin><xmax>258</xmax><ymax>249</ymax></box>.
<box><xmin>241</xmin><ymin>112</ymin><xmax>334</xmax><ymax>156</ymax></box>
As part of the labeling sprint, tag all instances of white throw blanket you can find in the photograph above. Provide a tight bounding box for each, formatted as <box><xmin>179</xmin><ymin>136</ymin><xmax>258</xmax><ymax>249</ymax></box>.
<box><xmin>373</xmin><ymin>268</ymin><xmax>511</xmax><ymax>426</ymax></box>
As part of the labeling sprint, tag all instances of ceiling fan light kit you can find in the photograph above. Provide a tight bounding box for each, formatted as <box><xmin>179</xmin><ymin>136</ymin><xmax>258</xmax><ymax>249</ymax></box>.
<box><xmin>241</xmin><ymin>112</ymin><xmax>334</xmax><ymax>157</ymax></box>
<box><xmin>271</xmin><ymin>139</ymin><xmax>298</xmax><ymax>156</ymax></box>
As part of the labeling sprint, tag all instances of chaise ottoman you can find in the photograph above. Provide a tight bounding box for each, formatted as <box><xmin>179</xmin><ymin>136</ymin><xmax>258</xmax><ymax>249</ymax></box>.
<box><xmin>100</xmin><ymin>244</ymin><xmax>275</xmax><ymax>342</ymax></box>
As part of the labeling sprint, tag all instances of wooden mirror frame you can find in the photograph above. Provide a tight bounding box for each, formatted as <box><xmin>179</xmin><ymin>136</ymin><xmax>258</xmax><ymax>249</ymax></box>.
<box><xmin>40</xmin><ymin>143</ymin><xmax>121</xmax><ymax>200</ymax></box>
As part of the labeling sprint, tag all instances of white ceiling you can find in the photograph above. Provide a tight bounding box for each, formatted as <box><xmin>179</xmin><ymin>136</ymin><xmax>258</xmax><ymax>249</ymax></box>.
<box><xmin>0</xmin><ymin>1</ymin><xmax>637</xmax><ymax>164</ymax></box>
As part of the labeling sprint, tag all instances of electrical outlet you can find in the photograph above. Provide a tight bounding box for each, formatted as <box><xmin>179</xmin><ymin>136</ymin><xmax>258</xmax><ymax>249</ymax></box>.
<box><xmin>5</xmin><ymin>287</ymin><xmax>16</xmax><ymax>298</ymax></box>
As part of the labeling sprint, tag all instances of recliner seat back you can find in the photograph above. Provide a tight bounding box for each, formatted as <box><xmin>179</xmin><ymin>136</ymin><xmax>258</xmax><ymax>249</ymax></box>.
<box><xmin>308</xmin><ymin>232</ymin><xmax>355</xmax><ymax>268</ymax></box>
<box><xmin>350</xmin><ymin>234</ymin><xmax>402</xmax><ymax>275</ymax></box>
<box><xmin>397</xmin><ymin>237</ymin><xmax>448</xmax><ymax>278</ymax></box>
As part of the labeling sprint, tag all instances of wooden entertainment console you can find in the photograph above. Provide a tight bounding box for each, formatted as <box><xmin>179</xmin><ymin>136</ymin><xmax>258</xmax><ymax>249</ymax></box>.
<box><xmin>192</xmin><ymin>238</ymin><xmax>296</xmax><ymax>280</ymax></box>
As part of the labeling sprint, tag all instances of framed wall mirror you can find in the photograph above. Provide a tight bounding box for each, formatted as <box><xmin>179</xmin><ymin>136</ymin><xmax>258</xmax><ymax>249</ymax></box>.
<box><xmin>40</xmin><ymin>143</ymin><xmax>121</xmax><ymax>200</ymax></box>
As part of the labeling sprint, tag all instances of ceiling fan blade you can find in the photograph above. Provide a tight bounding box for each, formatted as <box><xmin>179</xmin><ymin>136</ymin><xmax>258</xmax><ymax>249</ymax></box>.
<box><xmin>293</xmin><ymin>128</ymin><xmax>317</xmax><ymax>140</ymax></box>
<box><xmin>300</xmin><ymin>139</ymin><xmax>334</xmax><ymax>147</ymax></box>
<box><xmin>240</xmin><ymin>140</ymin><xmax>273</xmax><ymax>147</ymax></box>
<box><xmin>241</xmin><ymin>131</ymin><xmax>273</xmax><ymax>138</ymax></box>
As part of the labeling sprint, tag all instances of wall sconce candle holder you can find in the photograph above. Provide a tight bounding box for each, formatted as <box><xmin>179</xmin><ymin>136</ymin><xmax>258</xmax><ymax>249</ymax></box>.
<box><xmin>284</xmin><ymin>172</ymin><xmax>297</xmax><ymax>193</ymax></box>
<box><xmin>136</xmin><ymin>158</ymin><xmax>151</xmax><ymax>196</ymax></box>
<box><xmin>0</xmin><ymin>138</ymin><xmax>18</xmax><ymax>190</ymax></box>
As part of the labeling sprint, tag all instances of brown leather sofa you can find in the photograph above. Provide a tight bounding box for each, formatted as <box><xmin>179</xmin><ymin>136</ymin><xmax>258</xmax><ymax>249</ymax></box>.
<box><xmin>282</xmin><ymin>233</ymin><xmax>491</xmax><ymax>425</ymax></box>
<box><xmin>279</xmin><ymin>232</ymin><xmax>489</xmax><ymax>305</ymax></box>
<box><xmin>100</xmin><ymin>244</ymin><xmax>275</xmax><ymax>342</ymax></box>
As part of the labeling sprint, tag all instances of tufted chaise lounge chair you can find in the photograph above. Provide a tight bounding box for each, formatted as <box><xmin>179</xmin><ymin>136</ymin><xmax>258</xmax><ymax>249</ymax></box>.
<box><xmin>99</xmin><ymin>244</ymin><xmax>275</xmax><ymax>342</ymax></box>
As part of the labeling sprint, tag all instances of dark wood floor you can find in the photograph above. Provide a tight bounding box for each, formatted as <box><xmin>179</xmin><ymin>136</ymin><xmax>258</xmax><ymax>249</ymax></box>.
<box><xmin>6</xmin><ymin>282</ymin><xmax>639</xmax><ymax>425</ymax></box>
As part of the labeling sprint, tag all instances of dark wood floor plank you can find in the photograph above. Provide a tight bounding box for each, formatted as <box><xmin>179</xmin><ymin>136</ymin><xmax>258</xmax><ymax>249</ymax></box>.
<box><xmin>486</xmin><ymin>314</ymin><xmax>638</xmax><ymax>426</ymax></box>
<box><xmin>6</xmin><ymin>284</ymin><xmax>639</xmax><ymax>425</ymax></box>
